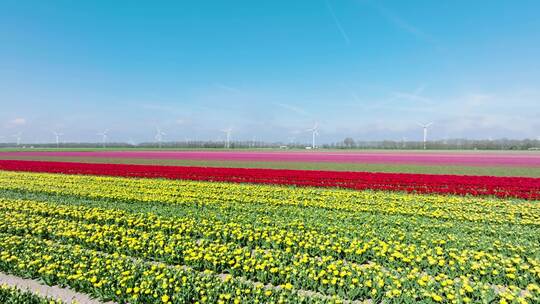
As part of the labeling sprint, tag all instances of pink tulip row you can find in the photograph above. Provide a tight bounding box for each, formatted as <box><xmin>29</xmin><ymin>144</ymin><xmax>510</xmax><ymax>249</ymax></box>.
<box><xmin>2</xmin><ymin>150</ymin><xmax>540</xmax><ymax>166</ymax></box>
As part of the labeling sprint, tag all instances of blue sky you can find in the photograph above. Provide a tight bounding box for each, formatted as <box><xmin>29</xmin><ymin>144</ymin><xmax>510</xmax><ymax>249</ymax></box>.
<box><xmin>1</xmin><ymin>0</ymin><xmax>539</xmax><ymax>144</ymax></box>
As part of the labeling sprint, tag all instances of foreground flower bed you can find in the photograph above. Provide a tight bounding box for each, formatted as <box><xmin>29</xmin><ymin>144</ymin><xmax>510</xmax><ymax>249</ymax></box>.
<box><xmin>0</xmin><ymin>160</ymin><xmax>538</xmax><ymax>199</ymax></box>
<box><xmin>0</xmin><ymin>170</ymin><xmax>539</xmax><ymax>303</ymax></box>
<box><xmin>0</xmin><ymin>284</ymin><xmax>63</xmax><ymax>304</ymax></box>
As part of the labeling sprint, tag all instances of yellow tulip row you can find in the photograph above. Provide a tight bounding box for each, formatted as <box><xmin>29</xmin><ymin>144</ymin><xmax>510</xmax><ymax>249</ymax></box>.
<box><xmin>2</xmin><ymin>196</ymin><xmax>538</xmax><ymax>287</ymax></box>
<box><xmin>0</xmin><ymin>171</ymin><xmax>538</xmax><ymax>226</ymax></box>
<box><xmin>0</xmin><ymin>284</ymin><xmax>64</xmax><ymax>303</ymax></box>
<box><xmin>0</xmin><ymin>196</ymin><xmax>538</xmax><ymax>303</ymax></box>
<box><xmin>0</xmin><ymin>198</ymin><xmax>403</xmax><ymax>301</ymax></box>
<box><xmin>0</xmin><ymin>232</ymin><xmax>334</xmax><ymax>304</ymax></box>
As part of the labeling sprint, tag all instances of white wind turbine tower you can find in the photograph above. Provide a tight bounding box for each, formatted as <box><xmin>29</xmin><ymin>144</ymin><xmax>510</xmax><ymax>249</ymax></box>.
<box><xmin>221</xmin><ymin>128</ymin><xmax>232</xmax><ymax>149</ymax></box>
<box><xmin>155</xmin><ymin>127</ymin><xmax>166</xmax><ymax>149</ymax></box>
<box><xmin>53</xmin><ymin>131</ymin><xmax>64</xmax><ymax>148</ymax></box>
<box><xmin>97</xmin><ymin>130</ymin><xmax>109</xmax><ymax>148</ymax></box>
<box><xmin>306</xmin><ymin>123</ymin><xmax>319</xmax><ymax>149</ymax></box>
<box><xmin>417</xmin><ymin>122</ymin><xmax>433</xmax><ymax>150</ymax></box>
<box><xmin>12</xmin><ymin>132</ymin><xmax>22</xmax><ymax>146</ymax></box>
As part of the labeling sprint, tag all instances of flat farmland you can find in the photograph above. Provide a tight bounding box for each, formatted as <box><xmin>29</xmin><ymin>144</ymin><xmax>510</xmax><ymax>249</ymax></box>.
<box><xmin>0</xmin><ymin>150</ymin><xmax>539</xmax><ymax>303</ymax></box>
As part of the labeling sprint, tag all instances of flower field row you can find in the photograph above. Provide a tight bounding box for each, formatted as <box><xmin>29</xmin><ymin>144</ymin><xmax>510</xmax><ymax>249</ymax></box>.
<box><xmin>0</xmin><ymin>170</ymin><xmax>539</xmax><ymax>303</ymax></box>
<box><xmin>0</xmin><ymin>284</ymin><xmax>63</xmax><ymax>304</ymax></box>
<box><xmin>0</xmin><ymin>197</ymin><xmax>538</xmax><ymax>298</ymax></box>
<box><xmin>0</xmin><ymin>170</ymin><xmax>538</xmax><ymax>225</ymax></box>
<box><xmin>2</xmin><ymin>150</ymin><xmax>539</xmax><ymax>167</ymax></box>
<box><xmin>0</xmin><ymin>160</ymin><xmax>539</xmax><ymax>199</ymax></box>
<box><xmin>0</xmin><ymin>232</ymin><xmax>318</xmax><ymax>303</ymax></box>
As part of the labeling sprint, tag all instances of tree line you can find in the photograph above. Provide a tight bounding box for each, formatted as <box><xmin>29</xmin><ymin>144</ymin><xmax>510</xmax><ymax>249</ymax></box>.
<box><xmin>1</xmin><ymin>138</ymin><xmax>539</xmax><ymax>150</ymax></box>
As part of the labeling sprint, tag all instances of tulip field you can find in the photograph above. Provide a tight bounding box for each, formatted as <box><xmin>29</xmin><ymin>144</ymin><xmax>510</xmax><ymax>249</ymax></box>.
<box><xmin>0</xmin><ymin>154</ymin><xmax>539</xmax><ymax>303</ymax></box>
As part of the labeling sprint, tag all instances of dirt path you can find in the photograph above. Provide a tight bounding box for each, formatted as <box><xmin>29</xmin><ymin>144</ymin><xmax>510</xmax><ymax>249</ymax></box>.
<box><xmin>0</xmin><ymin>272</ymin><xmax>114</xmax><ymax>304</ymax></box>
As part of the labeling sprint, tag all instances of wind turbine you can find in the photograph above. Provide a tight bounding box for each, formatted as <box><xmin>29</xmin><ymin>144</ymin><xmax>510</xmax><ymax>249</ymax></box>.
<box><xmin>52</xmin><ymin>131</ymin><xmax>64</xmax><ymax>148</ymax></box>
<box><xmin>417</xmin><ymin>122</ymin><xmax>433</xmax><ymax>150</ymax></box>
<box><xmin>12</xmin><ymin>132</ymin><xmax>22</xmax><ymax>146</ymax></box>
<box><xmin>155</xmin><ymin>127</ymin><xmax>166</xmax><ymax>148</ymax></box>
<box><xmin>97</xmin><ymin>130</ymin><xmax>109</xmax><ymax>148</ymax></box>
<box><xmin>221</xmin><ymin>128</ymin><xmax>232</xmax><ymax>149</ymax></box>
<box><xmin>306</xmin><ymin>123</ymin><xmax>319</xmax><ymax>149</ymax></box>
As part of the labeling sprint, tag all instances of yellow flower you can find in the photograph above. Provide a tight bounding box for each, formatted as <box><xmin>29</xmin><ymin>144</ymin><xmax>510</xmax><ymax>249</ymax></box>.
<box><xmin>432</xmin><ymin>294</ymin><xmax>443</xmax><ymax>302</ymax></box>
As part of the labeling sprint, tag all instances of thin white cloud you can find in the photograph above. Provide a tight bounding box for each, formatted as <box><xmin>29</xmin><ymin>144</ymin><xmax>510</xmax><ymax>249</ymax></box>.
<box><xmin>349</xmin><ymin>90</ymin><xmax>363</xmax><ymax>104</ymax></box>
<box><xmin>4</xmin><ymin>117</ymin><xmax>26</xmax><ymax>129</ymax></box>
<box><xmin>370</xmin><ymin>2</ymin><xmax>438</xmax><ymax>47</ymax></box>
<box><xmin>356</xmin><ymin>85</ymin><xmax>433</xmax><ymax>112</ymax></box>
<box><xmin>215</xmin><ymin>83</ymin><xmax>242</xmax><ymax>94</ymax></box>
<box><xmin>391</xmin><ymin>85</ymin><xmax>432</xmax><ymax>104</ymax></box>
<box><xmin>176</xmin><ymin>118</ymin><xmax>193</xmax><ymax>125</ymax></box>
<box><xmin>325</xmin><ymin>0</ymin><xmax>351</xmax><ymax>44</ymax></box>
<box><xmin>442</xmin><ymin>113</ymin><xmax>532</xmax><ymax>135</ymax></box>
<box><xmin>275</xmin><ymin>103</ymin><xmax>310</xmax><ymax>116</ymax></box>
<box><xmin>140</xmin><ymin>104</ymin><xmax>175</xmax><ymax>111</ymax></box>
<box><xmin>11</xmin><ymin>118</ymin><xmax>26</xmax><ymax>125</ymax></box>
<box><xmin>462</xmin><ymin>93</ymin><xmax>493</xmax><ymax>109</ymax></box>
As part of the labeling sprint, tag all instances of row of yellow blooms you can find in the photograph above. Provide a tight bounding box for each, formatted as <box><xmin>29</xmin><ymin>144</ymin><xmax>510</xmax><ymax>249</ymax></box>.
<box><xmin>0</xmin><ymin>283</ymin><xmax>64</xmax><ymax>303</ymax></box>
<box><xmin>0</xmin><ymin>171</ymin><xmax>538</xmax><ymax>226</ymax></box>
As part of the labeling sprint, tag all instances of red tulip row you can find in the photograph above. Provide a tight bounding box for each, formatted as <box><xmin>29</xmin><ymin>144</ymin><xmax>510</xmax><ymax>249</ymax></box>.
<box><xmin>0</xmin><ymin>160</ymin><xmax>538</xmax><ymax>200</ymax></box>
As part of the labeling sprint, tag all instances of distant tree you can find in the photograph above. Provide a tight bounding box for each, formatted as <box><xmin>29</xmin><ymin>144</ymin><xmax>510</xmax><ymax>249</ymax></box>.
<box><xmin>343</xmin><ymin>137</ymin><xmax>355</xmax><ymax>148</ymax></box>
